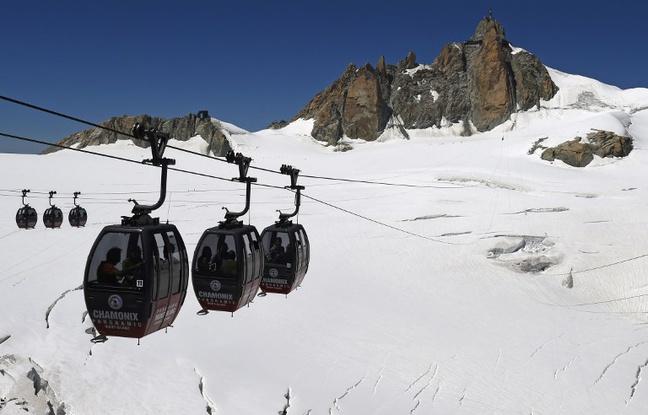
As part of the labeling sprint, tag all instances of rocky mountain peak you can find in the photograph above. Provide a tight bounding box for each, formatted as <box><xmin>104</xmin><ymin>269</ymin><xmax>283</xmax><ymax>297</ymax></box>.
<box><xmin>293</xmin><ymin>17</ymin><xmax>558</xmax><ymax>144</ymax></box>
<box><xmin>470</xmin><ymin>15</ymin><xmax>506</xmax><ymax>42</ymax></box>
<box><xmin>44</xmin><ymin>112</ymin><xmax>232</xmax><ymax>156</ymax></box>
<box><xmin>399</xmin><ymin>51</ymin><xmax>418</xmax><ymax>70</ymax></box>
<box><xmin>376</xmin><ymin>55</ymin><xmax>387</xmax><ymax>76</ymax></box>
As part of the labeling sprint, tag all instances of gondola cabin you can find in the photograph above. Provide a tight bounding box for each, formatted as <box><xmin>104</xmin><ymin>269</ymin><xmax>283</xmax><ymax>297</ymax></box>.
<box><xmin>260</xmin><ymin>223</ymin><xmax>310</xmax><ymax>294</ymax></box>
<box><xmin>16</xmin><ymin>189</ymin><xmax>37</xmax><ymax>229</ymax></box>
<box><xmin>16</xmin><ymin>206</ymin><xmax>37</xmax><ymax>229</ymax></box>
<box><xmin>192</xmin><ymin>225</ymin><xmax>264</xmax><ymax>312</ymax></box>
<box><xmin>43</xmin><ymin>191</ymin><xmax>63</xmax><ymax>229</ymax></box>
<box><xmin>69</xmin><ymin>206</ymin><xmax>87</xmax><ymax>227</ymax></box>
<box><xmin>84</xmin><ymin>222</ymin><xmax>189</xmax><ymax>338</ymax></box>
<box><xmin>43</xmin><ymin>206</ymin><xmax>63</xmax><ymax>228</ymax></box>
<box><xmin>69</xmin><ymin>192</ymin><xmax>87</xmax><ymax>227</ymax></box>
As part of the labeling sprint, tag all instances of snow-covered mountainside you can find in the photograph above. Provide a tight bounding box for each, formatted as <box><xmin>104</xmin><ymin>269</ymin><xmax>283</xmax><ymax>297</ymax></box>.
<box><xmin>2</xmin><ymin>69</ymin><xmax>648</xmax><ymax>414</ymax></box>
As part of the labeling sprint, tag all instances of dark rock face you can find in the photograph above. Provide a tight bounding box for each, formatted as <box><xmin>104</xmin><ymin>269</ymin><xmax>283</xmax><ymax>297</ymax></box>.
<box><xmin>541</xmin><ymin>130</ymin><xmax>633</xmax><ymax>167</ymax></box>
<box><xmin>294</xmin><ymin>64</ymin><xmax>357</xmax><ymax>145</ymax></box>
<box><xmin>588</xmin><ymin>130</ymin><xmax>634</xmax><ymax>158</ymax></box>
<box><xmin>399</xmin><ymin>51</ymin><xmax>418</xmax><ymax>70</ymax></box>
<box><xmin>468</xmin><ymin>18</ymin><xmax>515</xmax><ymax>131</ymax></box>
<box><xmin>267</xmin><ymin>120</ymin><xmax>289</xmax><ymax>129</ymax></box>
<box><xmin>541</xmin><ymin>139</ymin><xmax>594</xmax><ymax>167</ymax></box>
<box><xmin>44</xmin><ymin>113</ymin><xmax>232</xmax><ymax>156</ymax></box>
<box><xmin>294</xmin><ymin>16</ymin><xmax>558</xmax><ymax>143</ymax></box>
<box><xmin>342</xmin><ymin>65</ymin><xmax>391</xmax><ymax>141</ymax></box>
<box><xmin>511</xmin><ymin>51</ymin><xmax>558</xmax><ymax>110</ymax></box>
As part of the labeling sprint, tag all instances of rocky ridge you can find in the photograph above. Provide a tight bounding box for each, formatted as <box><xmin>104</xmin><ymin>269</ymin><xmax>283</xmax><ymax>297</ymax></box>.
<box><xmin>293</xmin><ymin>16</ymin><xmax>558</xmax><ymax>144</ymax></box>
<box><xmin>540</xmin><ymin>130</ymin><xmax>633</xmax><ymax>167</ymax></box>
<box><xmin>45</xmin><ymin>111</ymin><xmax>232</xmax><ymax>156</ymax></box>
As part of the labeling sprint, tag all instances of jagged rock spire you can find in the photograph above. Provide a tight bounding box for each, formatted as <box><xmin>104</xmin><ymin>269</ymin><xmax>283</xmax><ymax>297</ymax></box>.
<box><xmin>294</xmin><ymin>17</ymin><xmax>558</xmax><ymax>144</ymax></box>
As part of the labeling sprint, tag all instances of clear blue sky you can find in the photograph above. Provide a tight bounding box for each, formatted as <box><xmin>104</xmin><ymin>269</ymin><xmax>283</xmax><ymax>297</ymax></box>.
<box><xmin>1</xmin><ymin>0</ymin><xmax>646</xmax><ymax>153</ymax></box>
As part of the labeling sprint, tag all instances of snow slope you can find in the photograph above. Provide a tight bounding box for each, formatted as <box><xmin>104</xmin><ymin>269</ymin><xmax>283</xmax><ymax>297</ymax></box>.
<box><xmin>1</xmin><ymin>70</ymin><xmax>648</xmax><ymax>414</ymax></box>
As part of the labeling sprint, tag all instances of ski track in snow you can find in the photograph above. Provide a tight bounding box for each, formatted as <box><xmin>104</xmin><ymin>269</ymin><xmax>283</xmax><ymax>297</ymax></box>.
<box><xmin>594</xmin><ymin>341</ymin><xmax>648</xmax><ymax>385</ymax></box>
<box><xmin>330</xmin><ymin>377</ymin><xmax>364</xmax><ymax>414</ymax></box>
<box><xmin>410</xmin><ymin>384</ymin><xmax>441</xmax><ymax>414</ymax></box>
<box><xmin>627</xmin><ymin>358</ymin><xmax>648</xmax><ymax>405</ymax></box>
<box><xmin>458</xmin><ymin>388</ymin><xmax>467</xmax><ymax>407</ymax></box>
<box><xmin>372</xmin><ymin>367</ymin><xmax>384</xmax><ymax>396</ymax></box>
<box><xmin>405</xmin><ymin>363</ymin><xmax>433</xmax><ymax>392</ymax></box>
<box><xmin>408</xmin><ymin>364</ymin><xmax>439</xmax><ymax>414</ymax></box>
<box><xmin>194</xmin><ymin>368</ymin><xmax>218</xmax><ymax>415</ymax></box>
<box><xmin>495</xmin><ymin>348</ymin><xmax>503</xmax><ymax>370</ymax></box>
<box><xmin>437</xmin><ymin>231</ymin><xmax>472</xmax><ymax>237</ymax></box>
<box><xmin>529</xmin><ymin>333</ymin><xmax>565</xmax><ymax>358</ymax></box>
<box><xmin>506</xmin><ymin>207</ymin><xmax>569</xmax><ymax>215</ymax></box>
<box><xmin>554</xmin><ymin>356</ymin><xmax>577</xmax><ymax>380</ymax></box>
<box><xmin>44</xmin><ymin>284</ymin><xmax>83</xmax><ymax>329</ymax></box>
<box><xmin>412</xmin><ymin>377</ymin><xmax>433</xmax><ymax>400</ymax></box>
<box><xmin>278</xmin><ymin>387</ymin><xmax>291</xmax><ymax>415</ymax></box>
<box><xmin>401</xmin><ymin>213</ymin><xmax>463</xmax><ymax>222</ymax></box>
<box><xmin>436</xmin><ymin>177</ymin><xmax>522</xmax><ymax>191</ymax></box>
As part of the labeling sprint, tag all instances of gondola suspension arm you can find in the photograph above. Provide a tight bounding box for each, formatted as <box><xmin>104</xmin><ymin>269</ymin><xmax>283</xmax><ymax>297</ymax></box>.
<box><xmin>222</xmin><ymin>151</ymin><xmax>257</xmax><ymax>224</ymax></box>
<box><xmin>129</xmin><ymin>123</ymin><xmax>175</xmax><ymax>216</ymax></box>
<box><xmin>21</xmin><ymin>189</ymin><xmax>30</xmax><ymax>206</ymax></box>
<box><xmin>48</xmin><ymin>191</ymin><xmax>56</xmax><ymax>207</ymax></box>
<box><xmin>277</xmin><ymin>164</ymin><xmax>304</xmax><ymax>223</ymax></box>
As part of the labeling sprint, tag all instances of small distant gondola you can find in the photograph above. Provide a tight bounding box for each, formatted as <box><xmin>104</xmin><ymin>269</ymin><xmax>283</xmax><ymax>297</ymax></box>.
<box><xmin>192</xmin><ymin>152</ymin><xmax>264</xmax><ymax>314</ymax></box>
<box><xmin>83</xmin><ymin>124</ymin><xmax>188</xmax><ymax>342</ymax></box>
<box><xmin>15</xmin><ymin>189</ymin><xmax>37</xmax><ymax>229</ymax></box>
<box><xmin>260</xmin><ymin>165</ymin><xmax>310</xmax><ymax>295</ymax></box>
<box><xmin>43</xmin><ymin>191</ymin><xmax>63</xmax><ymax>229</ymax></box>
<box><xmin>68</xmin><ymin>192</ymin><xmax>88</xmax><ymax>227</ymax></box>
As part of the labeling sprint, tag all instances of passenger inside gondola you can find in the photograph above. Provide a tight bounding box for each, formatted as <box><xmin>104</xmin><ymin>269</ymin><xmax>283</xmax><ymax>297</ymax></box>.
<box><xmin>197</xmin><ymin>246</ymin><xmax>212</xmax><ymax>273</ymax></box>
<box><xmin>213</xmin><ymin>238</ymin><xmax>237</xmax><ymax>276</ymax></box>
<box><xmin>97</xmin><ymin>247</ymin><xmax>123</xmax><ymax>285</ymax></box>
<box><xmin>122</xmin><ymin>246</ymin><xmax>143</xmax><ymax>285</ymax></box>
<box><xmin>269</xmin><ymin>237</ymin><xmax>286</xmax><ymax>264</ymax></box>
<box><xmin>165</xmin><ymin>244</ymin><xmax>177</xmax><ymax>263</ymax></box>
<box><xmin>284</xmin><ymin>241</ymin><xmax>295</xmax><ymax>267</ymax></box>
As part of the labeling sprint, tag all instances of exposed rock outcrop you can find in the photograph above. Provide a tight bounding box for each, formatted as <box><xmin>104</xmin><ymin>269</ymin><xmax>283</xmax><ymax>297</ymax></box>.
<box><xmin>294</xmin><ymin>16</ymin><xmax>558</xmax><ymax>144</ymax></box>
<box><xmin>511</xmin><ymin>51</ymin><xmax>559</xmax><ymax>110</ymax></box>
<box><xmin>468</xmin><ymin>18</ymin><xmax>515</xmax><ymax>131</ymax></box>
<box><xmin>267</xmin><ymin>120</ymin><xmax>289</xmax><ymax>129</ymax></box>
<box><xmin>541</xmin><ymin>130</ymin><xmax>633</xmax><ymax>167</ymax></box>
<box><xmin>342</xmin><ymin>64</ymin><xmax>391</xmax><ymax>140</ymax></box>
<box><xmin>44</xmin><ymin>112</ymin><xmax>232</xmax><ymax>156</ymax></box>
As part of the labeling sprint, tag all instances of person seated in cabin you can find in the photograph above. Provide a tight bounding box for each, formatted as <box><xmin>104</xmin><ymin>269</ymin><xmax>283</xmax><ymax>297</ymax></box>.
<box><xmin>197</xmin><ymin>246</ymin><xmax>212</xmax><ymax>273</ymax></box>
<box><xmin>97</xmin><ymin>247</ymin><xmax>123</xmax><ymax>285</ymax></box>
<box><xmin>269</xmin><ymin>237</ymin><xmax>286</xmax><ymax>264</ymax></box>
<box><xmin>213</xmin><ymin>239</ymin><xmax>237</xmax><ymax>276</ymax></box>
<box><xmin>210</xmin><ymin>241</ymin><xmax>225</xmax><ymax>271</ymax></box>
<box><xmin>220</xmin><ymin>253</ymin><xmax>237</xmax><ymax>277</ymax></box>
<box><xmin>122</xmin><ymin>246</ymin><xmax>144</xmax><ymax>286</ymax></box>
<box><xmin>165</xmin><ymin>244</ymin><xmax>180</xmax><ymax>263</ymax></box>
<box><xmin>284</xmin><ymin>242</ymin><xmax>296</xmax><ymax>268</ymax></box>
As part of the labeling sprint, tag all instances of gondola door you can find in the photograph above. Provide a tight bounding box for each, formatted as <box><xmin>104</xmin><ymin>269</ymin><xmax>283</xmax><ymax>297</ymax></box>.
<box><xmin>240</xmin><ymin>232</ymin><xmax>261</xmax><ymax>307</ymax></box>
<box><xmin>192</xmin><ymin>232</ymin><xmax>243</xmax><ymax>312</ymax></box>
<box><xmin>84</xmin><ymin>229</ymin><xmax>150</xmax><ymax>338</ymax></box>
<box><xmin>248</xmin><ymin>231</ymin><xmax>263</xmax><ymax>302</ymax></box>
<box><xmin>148</xmin><ymin>232</ymin><xmax>173</xmax><ymax>333</ymax></box>
<box><xmin>260</xmin><ymin>229</ymin><xmax>296</xmax><ymax>294</ymax></box>
<box><xmin>295</xmin><ymin>227</ymin><xmax>310</xmax><ymax>287</ymax></box>
<box><xmin>162</xmin><ymin>230</ymin><xmax>188</xmax><ymax>328</ymax></box>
